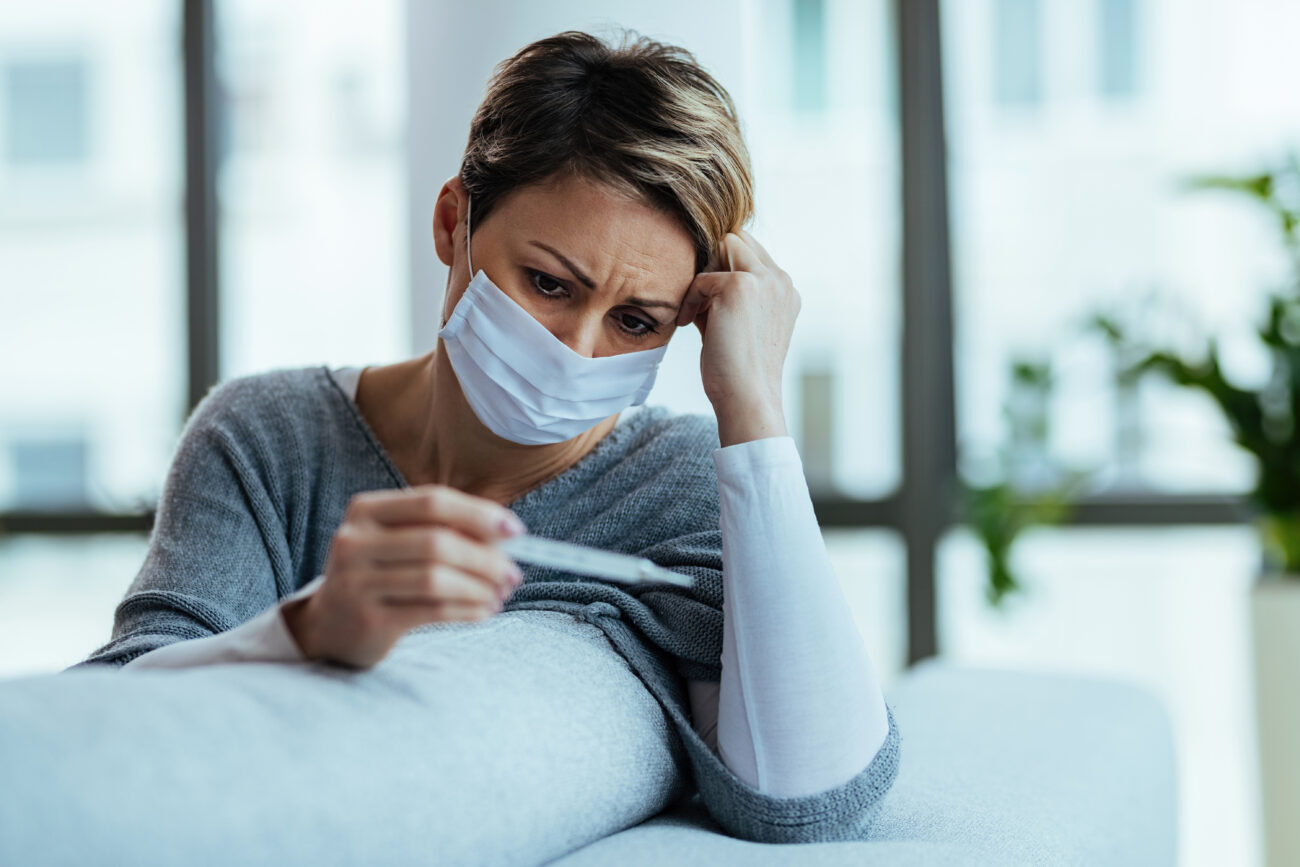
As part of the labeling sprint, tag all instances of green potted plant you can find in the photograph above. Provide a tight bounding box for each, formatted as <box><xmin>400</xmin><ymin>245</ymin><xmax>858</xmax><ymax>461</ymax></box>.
<box><xmin>1094</xmin><ymin>155</ymin><xmax>1300</xmax><ymax>867</ymax></box>
<box><xmin>961</xmin><ymin>359</ymin><xmax>1089</xmax><ymax>608</ymax></box>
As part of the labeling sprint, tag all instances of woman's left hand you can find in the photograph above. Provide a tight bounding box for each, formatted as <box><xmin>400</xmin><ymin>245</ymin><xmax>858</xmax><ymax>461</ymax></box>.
<box><xmin>675</xmin><ymin>228</ymin><xmax>800</xmax><ymax>447</ymax></box>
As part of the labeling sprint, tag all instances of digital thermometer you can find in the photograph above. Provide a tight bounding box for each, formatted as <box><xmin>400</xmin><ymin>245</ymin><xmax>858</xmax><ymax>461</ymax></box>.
<box><xmin>498</xmin><ymin>534</ymin><xmax>694</xmax><ymax>588</ymax></box>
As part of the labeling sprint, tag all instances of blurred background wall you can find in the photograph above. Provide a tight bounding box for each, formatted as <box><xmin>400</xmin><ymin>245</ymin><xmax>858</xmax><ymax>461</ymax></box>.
<box><xmin>4</xmin><ymin>1</ymin><xmax>1299</xmax><ymax>863</ymax></box>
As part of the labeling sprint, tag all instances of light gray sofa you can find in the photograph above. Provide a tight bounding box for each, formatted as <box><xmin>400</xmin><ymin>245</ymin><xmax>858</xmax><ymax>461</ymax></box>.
<box><xmin>0</xmin><ymin>646</ymin><xmax>1175</xmax><ymax>865</ymax></box>
<box><xmin>551</xmin><ymin>659</ymin><xmax>1179</xmax><ymax>865</ymax></box>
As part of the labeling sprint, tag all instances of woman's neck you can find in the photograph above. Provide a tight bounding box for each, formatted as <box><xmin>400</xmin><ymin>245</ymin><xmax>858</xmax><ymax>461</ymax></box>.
<box><xmin>356</xmin><ymin>348</ymin><xmax>619</xmax><ymax>506</ymax></box>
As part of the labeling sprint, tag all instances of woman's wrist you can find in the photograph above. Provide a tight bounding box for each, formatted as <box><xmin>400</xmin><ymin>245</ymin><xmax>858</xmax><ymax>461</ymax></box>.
<box><xmin>713</xmin><ymin>393</ymin><xmax>788</xmax><ymax>448</ymax></box>
<box><xmin>280</xmin><ymin>594</ymin><xmax>320</xmax><ymax>660</ymax></box>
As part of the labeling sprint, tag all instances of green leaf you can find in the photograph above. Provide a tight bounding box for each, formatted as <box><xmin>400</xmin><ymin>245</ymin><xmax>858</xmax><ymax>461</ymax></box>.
<box><xmin>1183</xmin><ymin>172</ymin><xmax>1274</xmax><ymax>202</ymax></box>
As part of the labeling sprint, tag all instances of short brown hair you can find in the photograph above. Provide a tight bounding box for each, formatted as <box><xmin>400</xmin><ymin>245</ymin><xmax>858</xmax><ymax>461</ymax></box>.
<box><xmin>459</xmin><ymin>30</ymin><xmax>753</xmax><ymax>273</ymax></box>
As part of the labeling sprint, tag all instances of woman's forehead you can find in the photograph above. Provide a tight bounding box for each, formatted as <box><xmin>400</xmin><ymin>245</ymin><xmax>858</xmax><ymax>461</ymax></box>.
<box><xmin>487</xmin><ymin>176</ymin><xmax>697</xmax><ymax>290</ymax></box>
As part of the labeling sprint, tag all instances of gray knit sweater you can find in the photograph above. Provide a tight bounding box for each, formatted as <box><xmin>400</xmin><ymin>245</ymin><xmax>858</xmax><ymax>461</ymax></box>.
<box><xmin>67</xmin><ymin>365</ymin><xmax>900</xmax><ymax>844</ymax></box>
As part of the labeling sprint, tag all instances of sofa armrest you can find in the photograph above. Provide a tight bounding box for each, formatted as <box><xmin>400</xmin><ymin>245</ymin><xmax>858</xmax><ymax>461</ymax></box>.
<box><xmin>550</xmin><ymin>659</ymin><xmax>1178</xmax><ymax>866</ymax></box>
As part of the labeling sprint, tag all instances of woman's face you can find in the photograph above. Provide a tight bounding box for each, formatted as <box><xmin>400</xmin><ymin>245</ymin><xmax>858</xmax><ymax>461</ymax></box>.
<box><xmin>434</xmin><ymin>173</ymin><xmax>697</xmax><ymax>359</ymax></box>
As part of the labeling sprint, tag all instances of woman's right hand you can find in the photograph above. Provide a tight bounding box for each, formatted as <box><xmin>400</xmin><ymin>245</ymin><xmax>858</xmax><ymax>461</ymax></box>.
<box><xmin>282</xmin><ymin>485</ymin><xmax>528</xmax><ymax>669</ymax></box>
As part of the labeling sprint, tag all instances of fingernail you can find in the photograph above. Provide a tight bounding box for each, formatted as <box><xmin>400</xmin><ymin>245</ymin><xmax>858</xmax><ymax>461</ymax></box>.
<box><xmin>499</xmin><ymin>514</ymin><xmax>526</xmax><ymax>536</ymax></box>
<box><xmin>508</xmin><ymin>565</ymin><xmax>524</xmax><ymax>585</ymax></box>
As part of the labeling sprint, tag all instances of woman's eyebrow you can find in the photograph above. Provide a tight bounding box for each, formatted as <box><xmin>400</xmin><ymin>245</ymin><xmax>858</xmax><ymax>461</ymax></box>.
<box><xmin>528</xmin><ymin>240</ymin><xmax>680</xmax><ymax>310</ymax></box>
<box><xmin>530</xmin><ymin>241</ymin><xmax>597</xmax><ymax>288</ymax></box>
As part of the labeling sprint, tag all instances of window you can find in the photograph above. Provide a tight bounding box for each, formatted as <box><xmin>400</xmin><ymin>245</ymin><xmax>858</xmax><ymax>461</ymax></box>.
<box><xmin>826</xmin><ymin>528</ymin><xmax>907</xmax><ymax>691</ymax></box>
<box><xmin>0</xmin><ymin>534</ymin><xmax>148</xmax><ymax>677</ymax></box>
<box><xmin>1098</xmin><ymin>0</ymin><xmax>1138</xmax><ymax>99</ymax></box>
<box><xmin>729</xmin><ymin>0</ymin><xmax>899</xmax><ymax>498</ymax></box>
<box><xmin>216</xmin><ymin>0</ymin><xmax>408</xmax><ymax>380</ymax></box>
<box><xmin>945</xmin><ymin>0</ymin><xmax>1300</xmax><ymax>495</ymax></box>
<box><xmin>9</xmin><ymin>435</ymin><xmax>90</xmax><ymax>509</ymax></box>
<box><xmin>791</xmin><ymin>0</ymin><xmax>827</xmax><ymax>113</ymax></box>
<box><xmin>993</xmin><ymin>0</ymin><xmax>1042</xmax><ymax>107</ymax></box>
<box><xmin>0</xmin><ymin>1</ymin><xmax>184</xmax><ymax>512</ymax></box>
<box><xmin>3</xmin><ymin>57</ymin><xmax>90</xmax><ymax>165</ymax></box>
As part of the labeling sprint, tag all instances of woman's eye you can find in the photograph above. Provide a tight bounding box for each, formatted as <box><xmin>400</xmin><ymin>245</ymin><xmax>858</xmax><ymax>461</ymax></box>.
<box><xmin>527</xmin><ymin>268</ymin><xmax>657</xmax><ymax>339</ymax></box>
<box><xmin>528</xmin><ymin>270</ymin><xmax>567</xmax><ymax>296</ymax></box>
<box><xmin>618</xmin><ymin>312</ymin><xmax>658</xmax><ymax>338</ymax></box>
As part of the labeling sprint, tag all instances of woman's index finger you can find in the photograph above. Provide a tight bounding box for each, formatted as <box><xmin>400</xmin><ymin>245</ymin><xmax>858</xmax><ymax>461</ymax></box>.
<box><xmin>734</xmin><ymin>228</ymin><xmax>778</xmax><ymax>271</ymax></box>
<box><xmin>701</xmin><ymin>242</ymin><xmax>728</xmax><ymax>275</ymax></box>
<box><xmin>722</xmin><ymin>231</ymin><xmax>765</xmax><ymax>274</ymax></box>
<box><xmin>355</xmin><ymin>485</ymin><xmax>525</xmax><ymax>539</ymax></box>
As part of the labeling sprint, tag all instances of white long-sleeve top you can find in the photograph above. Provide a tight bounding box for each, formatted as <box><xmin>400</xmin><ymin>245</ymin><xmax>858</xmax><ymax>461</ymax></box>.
<box><xmin>126</xmin><ymin>366</ymin><xmax>891</xmax><ymax>798</ymax></box>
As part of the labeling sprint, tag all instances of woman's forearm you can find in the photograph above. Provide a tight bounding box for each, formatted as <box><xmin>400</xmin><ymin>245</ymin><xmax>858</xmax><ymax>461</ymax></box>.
<box><xmin>711</xmin><ymin>435</ymin><xmax>891</xmax><ymax>797</ymax></box>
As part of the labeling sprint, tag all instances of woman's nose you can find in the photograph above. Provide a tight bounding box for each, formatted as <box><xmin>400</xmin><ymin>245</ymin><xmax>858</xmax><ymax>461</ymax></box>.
<box><xmin>549</xmin><ymin>315</ymin><xmax>604</xmax><ymax>358</ymax></box>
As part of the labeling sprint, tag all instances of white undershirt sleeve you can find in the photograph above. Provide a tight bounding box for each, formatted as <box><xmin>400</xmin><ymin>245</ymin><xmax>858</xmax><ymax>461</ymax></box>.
<box><xmin>122</xmin><ymin>575</ymin><xmax>324</xmax><ymax>670</ymax></box>
<box><xmin>691</xmin><ymin>435</ymin><xmax>891</xmax><ymax>798</ymax></box>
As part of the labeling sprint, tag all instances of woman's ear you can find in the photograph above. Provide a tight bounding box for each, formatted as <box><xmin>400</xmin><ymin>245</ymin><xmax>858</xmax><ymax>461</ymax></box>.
<box><xmin>432</xmin><ymin>176</ymin><xmax>468</xmax><ymax>267</ymax></box>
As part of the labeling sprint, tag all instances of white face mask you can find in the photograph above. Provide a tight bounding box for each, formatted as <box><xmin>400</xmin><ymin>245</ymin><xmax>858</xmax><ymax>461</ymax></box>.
<box><xmin>435</xmin><ymin>195</ymin><xmax>671</xmax><ymax>445</ymax></box>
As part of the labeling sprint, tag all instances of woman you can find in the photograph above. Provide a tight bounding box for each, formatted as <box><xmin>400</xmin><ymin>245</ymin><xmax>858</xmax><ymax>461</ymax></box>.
<box><xmin>17</xmin><ymin>30</ymin><xmax>899</xmax><ymax>859</ymax></box>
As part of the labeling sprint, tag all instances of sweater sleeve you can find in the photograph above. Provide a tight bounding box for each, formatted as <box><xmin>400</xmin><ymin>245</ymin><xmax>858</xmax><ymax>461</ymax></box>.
<box><xmin>64</xmin><ymin>379</ymin><xmax>300</xmax><ymax>671</ymax></box>
<box><xmin>122</xmin><ymin>576</ymin><xmax>323</xmax><ymax>670</ymax></box>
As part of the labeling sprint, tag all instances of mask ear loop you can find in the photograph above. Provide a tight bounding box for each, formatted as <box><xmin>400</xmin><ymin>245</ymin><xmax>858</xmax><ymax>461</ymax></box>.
<box><xmin>465</xmin><ymin>192</ymin><xmax>475</xmax><ymax>277</ymax></box>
